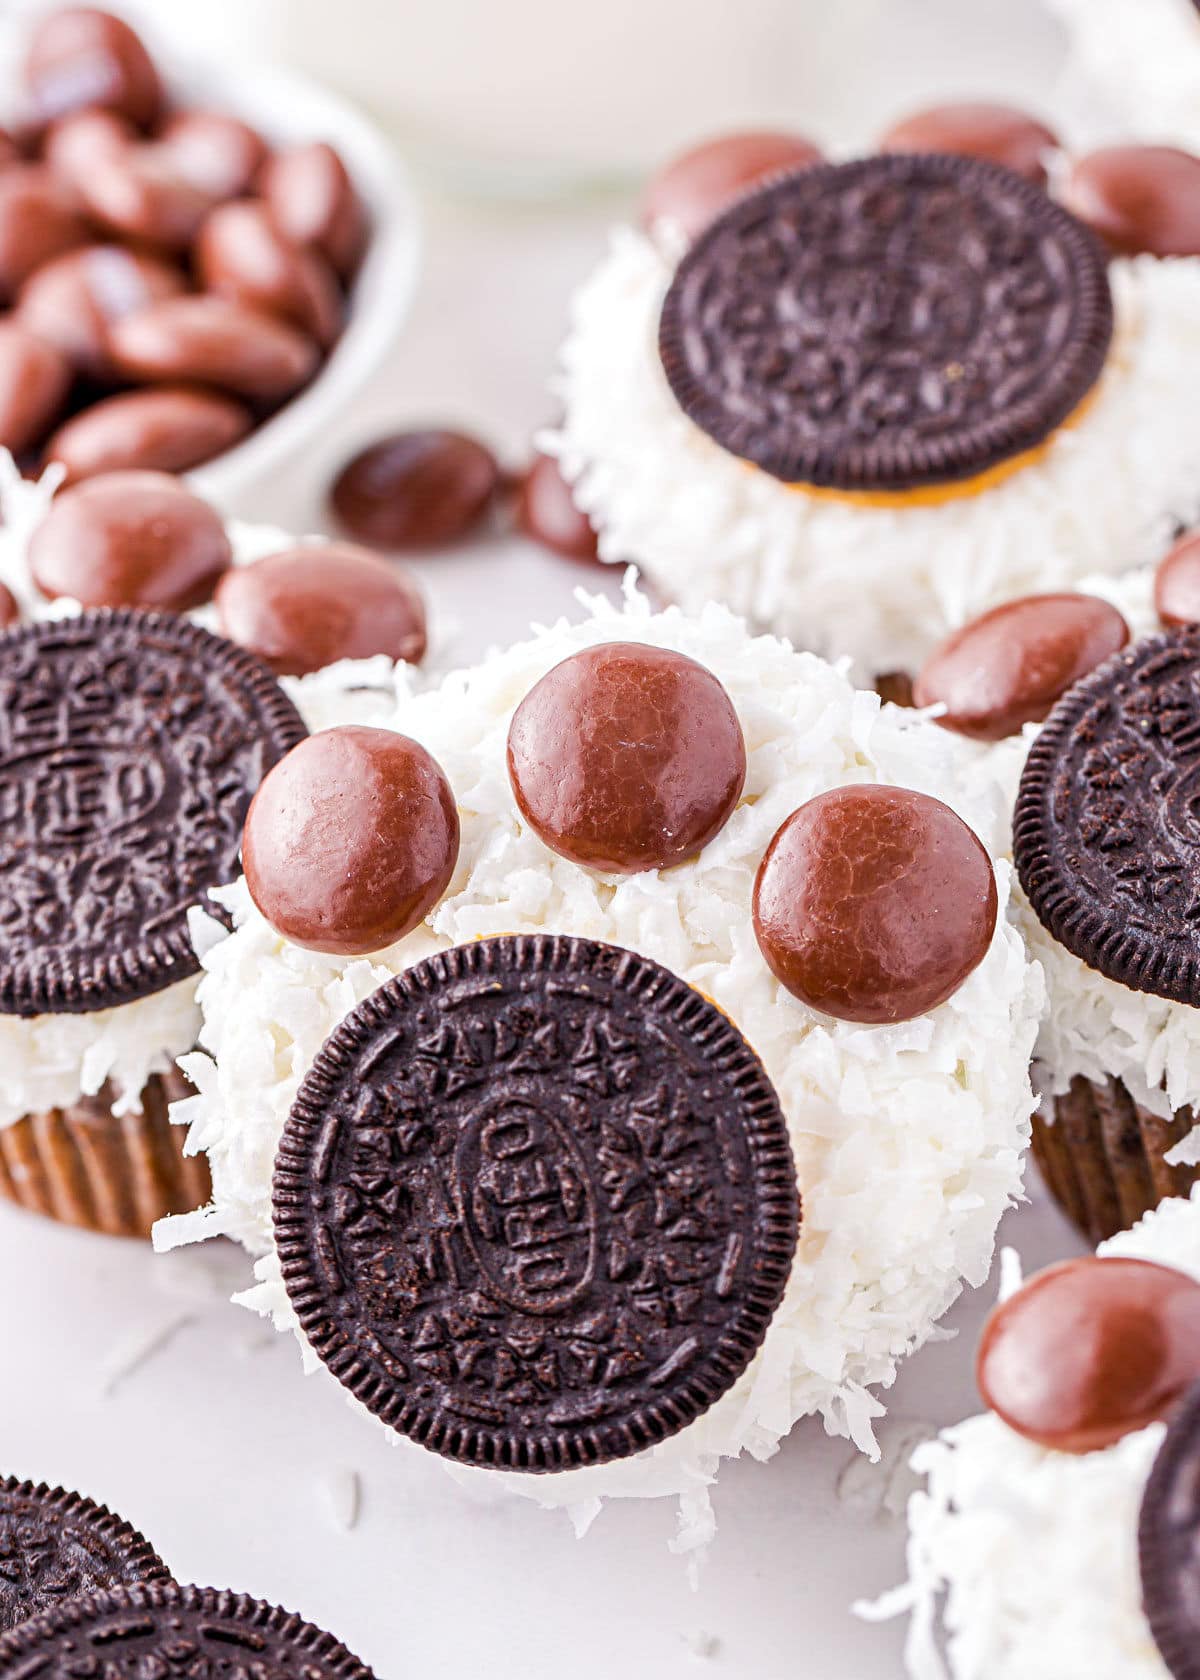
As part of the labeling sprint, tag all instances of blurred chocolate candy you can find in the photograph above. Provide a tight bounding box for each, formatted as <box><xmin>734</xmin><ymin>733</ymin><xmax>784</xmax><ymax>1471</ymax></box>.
<box><xmin>41</xmin><ymin>107</ymin><xmax>132</xmax><ymax>189</ymax></box>
<box><xmin>0</xmin><ymin>322</ymin><xmax>70</xmax><ymax>454</ymax></box>
<box><xmin>0</xmin><ymin>166</ymin><xmax>86</xmax><ymax>302</ymax></box>
<box><xmin>261</xmin><ymin>141</ymin><xmax>367</xmax><ymax>278</ymax></box>
<box><xmin>28</xmin><ymin>469</ymin><xmax>232</xmax><ymax>609</ymax></box>
<box><xmin>641</xmin><ymin>130</ymin><xmax>823</xmax><ymax>241</ymax></box>
<box><xmin>18</xmin><ymin>243</ymin><xmax>184</xmax><ymax>380</ymax></box>
<box><xmin>515</xmin><ymin>453</ymin><xmax>600</xmax><ymax>562</ymax></box>
<box><xmin>76</xmin><ymin>146</ymin><xmax>215</xmax><ymax>251</ymax></box>
<box><xmin>156</xmin><ymin>109</ymin><xmax>268</xmax><ymax>199</ymax></box>
<box><xmin>331</xmin><ymin>429</ymin><xmax>501</xmax><ymax>548</ymax></box>
<box><xmin>879</xmin><ymin>101</ymin><xmax>1059</xmax><ymax>186</ymax></box>
<box><xmin>110</xmin><ymin>295</ymin><xmax>318</xmax><ymax>403</ymax></box>
<box><xmin>1063</xmin><ymin>145</ymin><xmax>1200</xmax><ymax>256</ymax></box>
<box><xmin>23</xmin><ymin>8</ymin><xmax>162</xmax><ymax>128</ymax></box>
<box><xmin>46</xmin><ymin>387</ymin><xmax>251</xmax><ymax>482</ymax></box>
<box><xmin>196</xmin><ymin>201</ymin><xmax>341</xmax><ymax>347</ymax></box>
<box><xmin>1155</xmin><ymin>531</ymin><xmax>1200</xmax><ymax>628</ymax></box>
<box><xmin>0</xmin><ymin>129</ymin><xmax>20</xmax><ymax>170</ymax></box>
<box><xmin>0</xmin><ymin>582</ymin><xmax>17</xmax><ymax>628</ymax></box>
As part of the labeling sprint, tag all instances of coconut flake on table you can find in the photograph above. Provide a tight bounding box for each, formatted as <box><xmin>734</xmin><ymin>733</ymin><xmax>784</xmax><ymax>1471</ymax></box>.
<box><xmin>550</xmin><ymin>232</ymin><xmax>1200</xmax><ymax>681</ymax></box>
<box><xmin>157</xmin><ymin>579</ymin><xmax>1044</xmax><ymax>1542</ymax></box>
<box><xmin>861</xmin><ymin>1186</ymin><xmax>1200</xmax><ymax>1680</ymax></box>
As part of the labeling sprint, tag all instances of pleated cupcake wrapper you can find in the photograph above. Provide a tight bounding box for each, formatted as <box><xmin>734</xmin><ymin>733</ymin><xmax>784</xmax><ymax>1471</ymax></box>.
<box><xmin>0</xmin><ymin>1068</ymin><xmax>211</xmax><ymax>1239</ymax></box>
<box><xmin>1032</xmin><ymin>1072</ymin><xmax>1199</xmax><ymax>1246</ymax></box>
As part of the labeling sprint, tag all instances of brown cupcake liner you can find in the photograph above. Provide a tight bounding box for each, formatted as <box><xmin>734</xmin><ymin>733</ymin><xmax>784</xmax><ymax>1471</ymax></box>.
<box><xmin>1032</xmin><ymin>1072</ymin><xmax>1199</xmax><ymax>1246</ymax></box>
<box><xmin>0</xmin><ymin>1067</ymin><xmax>211</xmax><ymax>1240</ymax></box>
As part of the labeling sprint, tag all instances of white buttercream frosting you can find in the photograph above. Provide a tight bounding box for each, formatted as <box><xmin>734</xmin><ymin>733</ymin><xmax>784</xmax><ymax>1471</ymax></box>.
<box><xmin>1050</xmin><ymin>0</ymin><xmax>1200</xmax><ymax>153</ymax></box>
<box><xmin>865</xmin><ymin>1185</ymin><xmax>1200</xmax><ymax>1680</ymax></box>
<box><xmin>552</xmin><ymin>230</ymin><xmax>1200</xmax><ymax>681</ymax></box>
<box><xmin>157</xmin><ymin>581</ymin><xmax>1043</xmax><ymax>1536</ymax></box>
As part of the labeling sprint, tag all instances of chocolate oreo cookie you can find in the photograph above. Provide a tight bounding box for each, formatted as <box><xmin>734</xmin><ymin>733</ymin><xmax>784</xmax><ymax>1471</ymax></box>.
<box><xmin>0</xmin><ymin>1584</ymin><xmax>376</xmax><ymax>1680</ymax></box>
<box><xmin>658</xmin><ymin>152</ymin><xmax>1113</xmax><ymax>491</ymax></box>
<box><xmin>273</xmin><ymin>934</ymin><xmax>799</xmax><ymax>1472</ymax></box>
<box><xmin>1139</xmin><ymin>1382</ymin><xmax>1200</xmax><ymax>1679</ymax></box>
<box><xmin>0</xmin><ymin>1478</ymin><xmax>170</xmax><ymax>1634</ymax></box>
<box><xmin>1015</xmin><ymin>629</ymin><xmax>1200</xmax><ymax>1007</ymax></box>
<box><xmin>0</xmin><ymin>610</ymin><xmax>306</xmax><ymax>1017</ymax></box>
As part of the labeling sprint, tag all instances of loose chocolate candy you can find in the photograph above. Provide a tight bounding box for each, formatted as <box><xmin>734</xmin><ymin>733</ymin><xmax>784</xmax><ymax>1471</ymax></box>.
<box><xmin>47</xmin><ymin>387</ymin><xmax>251</xmax><ymax>483</ymax></box>
<box><xmin>507</xmin><ymin>642</ymin><xmax>746</xmax><ymax>871</ymax></box>
<box><xmin>0</xmin><ymin>130</ymin><xmax>19</xmax><ymax>171</ymax></box>
<box><xmin>331</xmin><ymin>429</ymin><xmax>501</xmax><ymax>549</ymax></box>
<box><xmin>196</xmin><ymin>202</ymin><xmax>342</xmax><ymax>347</ymax></box>
<box><xmin>1015</xmin><ymin>628</ymin><xmax>1200</xmax><ymax>1006</ymax></box>
<box><xmin>1156</xmin><ymin>532</ymin><xmax>1200</xmax><ymax>628</ymax></box>
<box><xmin>1063</xmin><ymin>146</ymin><xmax>1200</xmax><ymax>257</ymax></box>
<box><xmin>23</xmin><ymin>7</ymin><xmax>162</xmax><ymax>128</ymax></box>
<box><xmin>641</xmin><ymin>129</ymin><xmax>823</xmax><ymax>241</ymax></box>
<box><xmin>261</xmin><ymin>141</ymin><xmax>367</xmax><ymax>278</ymax></box>
<box><xmin>29</xmin><ymin>470</ymin><xmax>232</xmax><ymax>609</ymax></box>
<box><xmin>18</xmin><ymin>243</ymin><xmax>185</xmax><ymax>381</ymax></box>
<box><xmin>1140</xmin><ymin>1383</ymin><xmax>1200</xmax><ymax>1680</ymax></box>
<box><xmin>0</xmin><ymin>1477</ymin><xmax>170</xmax><ymax>1633</ymax></box>
<box><xmin>0</xmin><ymin>586</ymin><xmax>16</xmax><ymax>629</ymax></box>
<box><xmin>109</xmin><ymin>295</ymin><xmax>318</xmax><ymax>403</ymax></box>
<box><xmin>0</xmin><ymin>1584</ymin><xmax>376</xmax><ymax>1680</ymax></box>
<box><xmin>659</xmin><ymin>154</ymin><xmax>1113</xmax><ymax>492</ymax></box>
<box><xmin>41</xmin><ymin>107</ymin><xmax>132</xmax><ymax>190</ymax></box>
<box><xmin>0</xmin><ymin>166</ymin><xmax>87</xmax><ymax>303</ymax></box>
<box><xmin>215</xmin><ymin>543</ymin><xmax>426</xmax><ymax>675</ymax></box>
<box><xmin>0</xmin><ymin>322</ymin><xmax>70</xmax><ymax>454</ymax></box>
<box><xmin>913</xmin><ymin>592</ymin><xmax>1130</xmax><ymax>741</ymax></box>
<box><xmin>978</xmin><ymin>1257</ymin><xmax>1200</xmax><ymax>1453</ymax></box>
<box><xmin>0</xmin><ymin>610</ymin><xmax>306</xmax><ymax>1015</ymax></box>
<box><xmin>76</xmin><ymin>147</ymin><xmax>214</xmax><ymax>251</ymax></box>
<box><xmin>272</xmin><ymin>933</ymin><xmax>800</xmax><ymax>1469</ymax></box>
<box><xmin>243</xmin><ymin>725</ymin><xmax>458</xmax><ymax>955</ymax></box>
<box><xmin>753</xmin><ymin>784</ymin><xmax>997</xmax><ymax>1023</ymax></box>
<box><xmin>515</xmin><ymin>453</ymin><xmax>600</xmax><ymax>562</ymax></box>
<box><xmin>879</xmin><ymin>101</ymin><xmax>1059</xmax><ymax>187</ymax></box>
<box><xmin>156</xmin><ymin>109</ymin><xmax>268</xmax><ymax>199</ymax></box>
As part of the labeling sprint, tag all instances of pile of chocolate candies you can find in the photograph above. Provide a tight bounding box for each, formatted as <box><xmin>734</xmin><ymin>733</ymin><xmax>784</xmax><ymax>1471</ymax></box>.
<box><xmin>0</xmin><ymin>5</ymin><xmax>367</xmax><ymax>483</ymax></box>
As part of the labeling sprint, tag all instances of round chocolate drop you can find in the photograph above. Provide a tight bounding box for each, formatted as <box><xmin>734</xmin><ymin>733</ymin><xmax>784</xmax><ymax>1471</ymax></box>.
<box><xmin>879</xmin><ymin>101</ymin><xmax>1059</xmax><ymax>186</ymax></box>
<box><xmin>196</xmin><ymin>201</ymin><xmax>342</xmax><ymax>347</ymax></box>
<box><xmin>641</xmin><ymin>129</ymin><xmax>823</xmax><ymax>241</ymax></box>
<box><xmin>977</xmin><ymin>1256</ymin><xmax>1200</xmax><ymax>1453</ymax></box>
<box><xmin>515</xmin><ymin>453</ymin><xmax>601</xmax><ymax>562</ymax></box>
<box><xmin>0</xmin><ymin>322</ymin><xmax>70</xmax><ymax>454</ymax></box>
<box><xmin>17</xmin><ymin>243</ymin><xmax>185</xmax><ymax>381</ymax></box>
<box><xmin>0</xmin><ymin>584</ymin><xmax>18</xmax><ymax>629</ymax></box>
<box><xmin>260</xmin><ymin>141</ymin><xmax>367</xmax><ymax>278</ymax></box>
<box><xmin>243</xmin><ymin>726</ymin><xmax>459</xmax><ymax>956</ymax></box>
<box><xmin>109</xmin><ymin>295</ymin><xmax>318</xmax><ymax>403</ymax></box>
<box><xmin>507</xmin><ymin>642</ymin><xmax>746</xmax><ymax>872</ymax></box>
<box><xmin>23</xmin><ymin>7</ymin><xmax>163</xmax><ymax>128</ymax></box>
<box><xmin>46</xmin><ymin>387</ymin><xmax>251</xmax><ymax>483</ymax></box>
<box><xmin>753</xmin><ymin>784</ymin><xmax>997</xmax><ymax>1023</ymax></box>
<box><xmin>1155</xmin><ymin>531</ymin><xmax>1200</xmax><ymax>628</ymax></box>
<box><xmin>1063</xmin><ymin>145</ymin><xmax>1200</xmax><ymax>257</ymax></box>
<box><xmin>28</xmin><ymin>470</ymin><xmax>232</xmax><ymax>610</ymax></box>
<box><xmin>156</xmin><ymin>108</ymin><xmax>268</xmax><ymax>199</ymax></box>
<box><xmin>215</xmin><ymin>543</ymin><xmax>426</xmax><ymax>676</ymax></box>
<box><xmin>913</xmin><ymin>592</ymin><xmax>1130</xmax><ymax>741</ymax></box>
<box><xmin>0</xmin><ymin>166</ymin><xmax>87</xmax><ymax>303</ymax></box>
<box><xmin>331</xmin><ymin>429</ymin><xmax>502</xmax><ymax>549</ymax></box>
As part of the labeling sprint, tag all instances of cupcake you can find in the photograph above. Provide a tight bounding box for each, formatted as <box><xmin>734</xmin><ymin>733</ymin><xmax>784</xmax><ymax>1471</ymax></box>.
<box><xmin>912</xmin><ymin>538</ymin><xmax>1200</xmax><ymax>1243</ymax></box>
<box><xmin>158</xmin><ymin>584</ymin><xmax>1042</xmax><ymax>1545</ymax></box>
<box><xmin>1050</xmin><ymin>0</ymin><xmax>1200</xmax><ymax>155</ymax></box>
<box><xmin>869</xmin><ymin>1187</ymin><xmax>1200</xmax><ymax>1680</ymax></box>
<box><xmin>552</xmin><ymin>144</ymin><xmax>1200</xmax><ymax>681</ymax></box>
<box><xmin>0</xmin><ymin>607</ymin><xmax>306</xmax><ymax>1235</ymax></box>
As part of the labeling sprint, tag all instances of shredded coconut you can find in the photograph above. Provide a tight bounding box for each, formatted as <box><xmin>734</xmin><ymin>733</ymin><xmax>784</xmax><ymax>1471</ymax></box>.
<box><xmin>158</xmin><ymin>581</ymin><xmax>1043</xmax><ymax>1530</ymax></box>
<box><xmin>551</xmin><ymin>234</ymin><xmax>1200</xmax><ymax>681</ymax></box>
<box><xmin>1050</xmin><ymin>0</ymin><xmax>1200</xmax><ymax>153</ymax></box>
<box><xmin>867</xmin><ymin>1186</ymin><xmax>1200</xmax><ymax>1680</ymax></box>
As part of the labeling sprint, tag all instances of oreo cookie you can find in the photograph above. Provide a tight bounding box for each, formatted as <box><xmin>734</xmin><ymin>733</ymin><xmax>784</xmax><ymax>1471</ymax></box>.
<box><xmin>0</xmin><ymin>1584</ymin><xmax>376</xmax><ymax>1680</ymax></box>
<box><xmin>658</xmin><ymin>152</ymin><xmax>1113</xmax><ymax>492</ymax></box>
<box><xmin>0</xmin><ymin>1478</ymin><xmax>170</xmax><ymax>1634</ymax></box>
<box><xmin>0</xmin><ymin>610</ymin><xmax>306</xmax><ymax>1017</ymax></box>
<box><xmin>1015</xmin><ymin>629</ymin><xmax>1200</xmax><ymax>1007</ymax></box>
<box><xmin>273</xmin><ymin>934</ymin><xmax>799</xmax><ymax>1472</ymax></box>
<box><xmin>1139</xmin><ymin>1382</ymin><xmax>1200</xmax><ymax>1679</ymax></box>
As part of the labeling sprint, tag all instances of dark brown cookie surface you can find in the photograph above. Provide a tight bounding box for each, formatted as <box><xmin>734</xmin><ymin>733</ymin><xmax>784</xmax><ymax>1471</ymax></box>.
<box><xmin>273</xmin><ymin>934</ymin><xmax>799</xmax><ymax>1472</ymax></box>
<box><xmin>0</xmin><ymin>1583</ymin><xmax>375</xmax><ymax>1680</ymax></box>
<box><xmin>658</xmin><ymin>153</ymin><xmax>1113</xmax><ymax>491</ymax></box>
<box><xmin>1139</xmin><ymin>1382</ymin><xmax>1200</xmax><ymax>1680</ymax></box>
<box><xmin>1015</xmin><ymin>630</ymin><xmax>1200</xmax><ymax>1006</ymax></box>
<box><xmin>0</xmin><ymin>1478</ymin><xmax>169</xmax><ymax>1634</ymax></box>
<box><xmin>0</xmin><ymin>610</ymin><xmax>307</xmax><ymax>1017</ymax></box>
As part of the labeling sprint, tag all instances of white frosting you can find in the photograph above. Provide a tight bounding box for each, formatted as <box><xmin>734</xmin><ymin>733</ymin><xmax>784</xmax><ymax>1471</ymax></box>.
<box><xmin>865</xmin><ymin>1186</ymin><xmax>1200</xmax><ymax>1680</ymax></box>
<box><xmin>157</xmin><ymin>581</ymin><xmax>1043</xmax><ymax>1538</ymax></box>
<box><xmin>551</xmin><ymin>232</ymin><xmax>1200</xmax><ymax>681</ymax></box>
<box><xmin>1050</xmin><ymin>0</ymin><xmax>1200</xmax><ymax>153</ymax></box>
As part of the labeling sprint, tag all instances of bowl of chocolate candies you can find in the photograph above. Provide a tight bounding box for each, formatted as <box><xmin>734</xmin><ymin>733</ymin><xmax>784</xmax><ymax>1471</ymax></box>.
<box><xmin>0</xmin><ymin>5</ymin><xmax>420</xmax><ymax>508</ymax></box>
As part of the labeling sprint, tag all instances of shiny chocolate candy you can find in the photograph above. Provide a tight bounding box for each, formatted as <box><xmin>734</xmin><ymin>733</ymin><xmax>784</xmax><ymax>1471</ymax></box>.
<box><xmin>641</xmin><ymin>129</ymin><xmax>822</xmax><ymax>240</ymax></box>
<box><xmin>331</xmin><ymin>428</ymin><xmax>501</xmax><ymax>549</ymax></box>
<box><xmin>76</xmin><ymin>146</ymin><xmax>215</xmax><ymax>251</ymax></box>
<box><xmin>0</xmin><ymin>165</ymin><xmax>86</xmax><ymax>302</ymax></box>
<box><xmin>0</xmin><ymin>584</ymin><xmax>18</xmax><ymax>629</ymax></box>
<box><xmin>0</xmin><ymin>322</ymin><xmax>70</xmax><ymax>454</ymax></box>
<box><xmin>260</xmin><ymin>141</ymin><xmax>366</xmax><ymax>278</ymax></box>
<box><xmin>879</xmin><ymin>100</ymin><xmax>1059</xmax><ymax>186</ymax></box>
<box><xmin>23</xmin><ymin>7</ymin><xmax>162</xmax><ymax>129</ymax></box>
<box><xmin>156</xmin><ymin>108</ymin><xmax>268</xmax><ymax>199</ymax></box>
<box><xmin>196</xmin><ymin>201</ymin><xmax>342</xmax><ymax>347</ymax></box>
<box><xmin>47</xmin><ymin>387</ymin><xmax>251</xmax><ymax>483</ymax></box>
<box><xmin>1155</xmin><ymin>532</ymin><xmax>1200</xmax><ymax>628</ymax></box>
<box><xmin>515</xmin><ymin>453</ymin><xmax>600</xmax><ymax>562</ymax></box>
<box><xmin>18</xmin><ymin>243</ymin><xmax>185</xmax><ymax>381</ymax></box>
<box><xmin>1063</xmin><ymin>145</ymin><xmax>1200</xmax><ymax>257</ymax></box>
<box><xmin>109</xmin><ymin>295</ymin><xmax>318</xmax><ymax>403</ymax></box>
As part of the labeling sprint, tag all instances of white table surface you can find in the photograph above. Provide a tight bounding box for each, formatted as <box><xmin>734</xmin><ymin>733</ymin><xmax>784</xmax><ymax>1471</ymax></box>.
<box><xmin>0</xmin><ymin>4</ymin><xmax>1108</xmax><ymax>1676</ymax></box>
